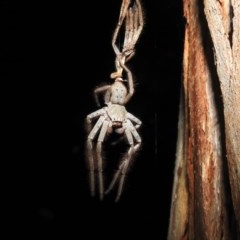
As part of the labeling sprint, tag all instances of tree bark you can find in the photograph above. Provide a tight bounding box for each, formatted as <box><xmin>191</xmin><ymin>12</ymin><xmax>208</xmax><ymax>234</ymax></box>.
<box><xmin>204</xmin><ymin>0</ymin><xmax>240</xmax><ymax>231</ymax></box>
<box><xmin>168</xmin><ymin>0</ymin><xmax>240</xmax><ymax>239</ymax></box>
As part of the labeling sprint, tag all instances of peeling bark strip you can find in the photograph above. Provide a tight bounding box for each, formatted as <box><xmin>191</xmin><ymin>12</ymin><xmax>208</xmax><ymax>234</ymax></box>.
<box><xmin>204</xmin><ymin>0</ymin><xmax>240</xmax><ymax>231</ymax></box>
<box><xmin>167</xmin><ymin>91</ymin><xmax>188</xmax><ymax>240</ymax></box>
<box><xmin>168</xmin><ymin>0</ymin><xmax>231</xmax><ymax>238</ymax></box>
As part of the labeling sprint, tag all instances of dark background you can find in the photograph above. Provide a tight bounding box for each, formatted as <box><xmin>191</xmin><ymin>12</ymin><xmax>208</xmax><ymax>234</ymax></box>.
<box><xmin>1</xmin><ymin>0</ymin><xmax>184</xmax><ymax>238</ymax></box>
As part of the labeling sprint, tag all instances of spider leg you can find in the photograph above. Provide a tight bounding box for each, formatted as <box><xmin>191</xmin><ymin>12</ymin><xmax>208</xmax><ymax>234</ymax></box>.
<box><xmin>123</xmin><ymin>7</ymin><xmax>133</xmax><ymax>51</ymax></box>
<box><xmin>86</xmin><ymin>108</ymin><xmax>106</xmax><ymax>132</ymax></box>
<box><xmin>115</xmin><ymin>120</ymin><xmax>141</xmax><ymax>201</ymax></box>
<box><xmin>132</xmin><ymin>0</ymin><xmax>144</xmax><ymax>47</ymax></box>
<box><xmin>111</xmin><ymin>0</ymin><xmax>144</xmax><ymax>80</ymax></box>
<box><xmin>95</xmin><ymin>119</ymin><xmax>109</xmax><ymax>200</ymax></box>
<box><xmin>86</xmin><ymin>113</ymin><xmax>105</xmax><ymax>197</ymax></box>
<box><xmin>104</xmin><ymin>127</ymin><xmax>134</xmax><ymax>199</ymax></box>
<box><xmin>111</xmin><ymin>0</ymin><xmax>132</xmax><ymax>79</ymax></box>
<box><xmin>126</xmin><ymin>112</ymin><xmax>142</xmax><ymax>129</ymax></box>
<box><xmin>115</xmin><ymin>129</ymin><xmax>134</xmax><ymax>202</ymax></box>
<box><xmin>105</xmin><ymin>119</ymin><xmax>141</xmax><ymax>202</ymax></box>
<box><xmin>122</xmin><ymin>0</ymin><xmax>144</xmax><ymax>59</ymax></box>
<box><xmin>94</xmin><ymin>85</ymin><xmax>111</xmax><ymax>107</ymax></box>
<box><xmin>112</xmin><ymin>0</ymin><xmax>131</xmax><ymax>56</ymax></box>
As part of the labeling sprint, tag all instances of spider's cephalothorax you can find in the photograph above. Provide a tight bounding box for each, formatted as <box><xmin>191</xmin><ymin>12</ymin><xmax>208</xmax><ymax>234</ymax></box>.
<box><xmin>85</xmin><ymin>0</ymin><xmax>144</xmax><ymax>202</ymax></box>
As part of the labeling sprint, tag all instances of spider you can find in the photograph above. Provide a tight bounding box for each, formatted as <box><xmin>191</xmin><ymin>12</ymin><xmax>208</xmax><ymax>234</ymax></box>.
<box><xmin>85</xmin><ymin>0</ymin><xmax>144</xmax><ymax>202</ymax></box>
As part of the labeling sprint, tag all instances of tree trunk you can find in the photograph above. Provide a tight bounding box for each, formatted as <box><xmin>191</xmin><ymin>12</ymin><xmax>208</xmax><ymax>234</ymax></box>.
<box><xmin>204</xmin><ymin>0</ymin><xmax>240</xmax><ymax>231</ymax></box>
<box><xmin>168</xmin><ymin>0</ymin><xmax>240</xmax><ymax>239</ymax></box>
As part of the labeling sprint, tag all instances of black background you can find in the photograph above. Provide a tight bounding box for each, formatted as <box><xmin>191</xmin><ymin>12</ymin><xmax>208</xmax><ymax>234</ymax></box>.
<box><xmin>1</xmin><ymin>0</ymin><xmax>184</xmax><ymax>238</ymax></box>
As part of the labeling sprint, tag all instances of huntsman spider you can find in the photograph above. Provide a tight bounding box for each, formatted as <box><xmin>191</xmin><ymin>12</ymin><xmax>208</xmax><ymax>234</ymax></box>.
<box><xmin>86</xmin><ymin>0</ymin><xmax>144</xmax><ymax>202</ymax></box>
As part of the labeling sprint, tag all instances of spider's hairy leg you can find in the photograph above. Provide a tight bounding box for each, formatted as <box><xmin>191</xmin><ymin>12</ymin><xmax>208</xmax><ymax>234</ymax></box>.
<box><xmin>104</xmin><ymin>128</ymin><xmax>134</xmax><ymax>199</ymax></box>
<box><xmin>132</xmin><ymin>0</ymin><xmax>144</xmax><ymax>45</ymax></box>
<box><xmin>128</xmin><ymin>120</ymin><xmax>142</xmax><ymax>151</ymax></box>
<box><xmin>126</xmin><ymin>112</ymin><xmax>142</xmax><ymax>129</ymax></box>
<box><xmin>119</xmin><ymin>0</ymin><xmax>131</xmax><ymax>25</ymax></box>
<box><xmin>86</xmin><ymin>139</ymin><xmax>95</xmax><ymax>197</ymax></box>
<box><xmin>86</xmin><ymin>112</ymin><xmax>105</xmax><ymax>197</ymax></box>
<box><xmin>115</xmin><ymin>120</ymin><xmax>141</xmax><ymax>202</ymax></box>
<box><xmin>123</xmin><ymin>7</ymin><xmax>134</xmax><ymax>49</ymax></box>
<box><xmin>112</xmin><ymin>0</ymin><xmax>131</xmax><ymax>55</ymax></box>
<box><xmin>115</xmin><ymin>143</ymin><xmax>135</xmax><ymax>202</ymax></box>
<box><xmin>104</xmin><ymin>161</ymin><xmax>124</xmax><ymax>196</ymax></box>
<box><xmin>122</xmin><ymin>0</ymin><xmax>144</xmax><ymax>61</ymax></box>
<box><xmin>86</xmin><ymin>109</ymin><xmax>105</xmax><ymax>133</ymax></box>
<box><xmin>94</xmin><ymin>85</ymin><xmax>111</xmax><ymax>107</ymax></box>
<box><xmin>95</xmin><ymin>120</ymin><xmax>109</xmax><ymax>201</ymax></box>
<box><xmin>105</xmin><ymin>119</ymin><xmax>141</xmax><ymax>202</ymax></box>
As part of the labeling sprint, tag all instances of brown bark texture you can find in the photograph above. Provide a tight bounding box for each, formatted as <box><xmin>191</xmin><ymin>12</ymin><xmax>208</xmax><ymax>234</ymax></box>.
<box><xmin>168</xmin><ymin>0</ymin><xmax>240</xmax><ymax>239</ymax></box>
<box><xmin>204</xmin><ymin>0</ymin><xmax>240</xmax><ymax>231</ymax></box>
